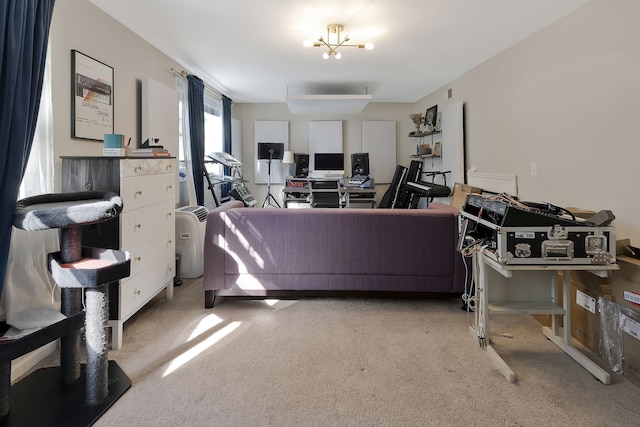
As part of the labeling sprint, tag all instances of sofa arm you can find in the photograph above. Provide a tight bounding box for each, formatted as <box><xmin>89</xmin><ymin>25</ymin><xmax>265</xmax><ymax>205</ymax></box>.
<box><xmin>427</xmin><ymin>202</ymin><xmax>460</xmax><ymax>215</ymax></box>
<box><xmin>203</xmin><ymin>201</ymin><xmax>244</xmax><ymax>297</ymax></box>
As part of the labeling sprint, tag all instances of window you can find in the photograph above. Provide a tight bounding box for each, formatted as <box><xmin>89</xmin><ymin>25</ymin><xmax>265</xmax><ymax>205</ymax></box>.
<box><xmin>203</xmin><ymin>90</ymin><xmax>223</xmax><ymax>177</ymax></box>
<box><xmin>176</xmin><ymin>79</ymin><xmax>223</xmax><ymax>177</ymax></box>
<box><xmin>20</xmin><ymin>45</ymin><xmax>53</xmax><ymax>198</ymax></box>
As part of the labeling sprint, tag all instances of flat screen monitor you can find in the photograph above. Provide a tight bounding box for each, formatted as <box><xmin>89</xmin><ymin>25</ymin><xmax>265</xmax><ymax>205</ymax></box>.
<box><xmin>313</xmin><ymin>153</ymin><xmax>345</xmax><ymax>177</ymax></box>
<box><xmin>258</xmin><ymin>142</ymin><xmax>284</xmax><ymax>160</ymax></box>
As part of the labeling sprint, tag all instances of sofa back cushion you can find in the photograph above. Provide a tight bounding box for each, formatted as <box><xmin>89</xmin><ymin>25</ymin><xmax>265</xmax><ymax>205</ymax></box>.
<box><xmin>220</xmin><ymin>208</ymin><xmax>457</xmax><ymax>277</ymax></box>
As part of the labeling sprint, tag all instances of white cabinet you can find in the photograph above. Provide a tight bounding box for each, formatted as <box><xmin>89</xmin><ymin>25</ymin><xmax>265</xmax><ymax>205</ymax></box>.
<box><xmin>62</xmin><ymin>157</ymin><xmax>176</xmax><ymax>349</ymax></box>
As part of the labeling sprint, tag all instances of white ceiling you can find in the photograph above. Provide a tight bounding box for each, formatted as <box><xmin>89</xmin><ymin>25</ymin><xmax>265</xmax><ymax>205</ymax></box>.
<box><xmin>88</xmin><ymin>0</ymin><xmax>590</xmax><ymax>104</ymax></box>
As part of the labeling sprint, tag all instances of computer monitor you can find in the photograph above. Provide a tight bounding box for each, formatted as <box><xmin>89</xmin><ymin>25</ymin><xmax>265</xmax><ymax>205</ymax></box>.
<box><xmin>313</xmin><ymin>153</ymin><xmax>345</xmax><ymax>177</ymax></box>
<box><xmin>257</xmin><ymin>142</ymin><xmax>284</xmax><ymax>160</ymax></box>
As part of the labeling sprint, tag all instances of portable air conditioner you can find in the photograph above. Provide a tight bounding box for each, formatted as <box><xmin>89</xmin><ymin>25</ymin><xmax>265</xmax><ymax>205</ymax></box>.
<box><xmin>175</xmin><ymin>206</ymin><xmax>209</xmax><ymax>278</ymax></box>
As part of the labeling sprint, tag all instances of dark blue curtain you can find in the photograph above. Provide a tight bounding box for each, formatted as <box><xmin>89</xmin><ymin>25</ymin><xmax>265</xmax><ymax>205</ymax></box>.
<box><xmin>0</xmin><ymin>0</ymin><xmax>56</xmax><ymax>296</ymax></box>
<box><xmin>187</xmin><ymin>75</ymin><xmax>205</xmax><ymax>206</ymax></box>
<box><xmin>221</xmin><ymin>95</ymin><xmax>232</xmax><ymax>198</ymax></box>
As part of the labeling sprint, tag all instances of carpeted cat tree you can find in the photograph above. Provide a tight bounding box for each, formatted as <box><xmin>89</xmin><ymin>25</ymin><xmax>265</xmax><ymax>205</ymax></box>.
<box><xmin>1</xmin><ymin>191</ymin><xmax>132</xmax><ymax>426</ymax></box>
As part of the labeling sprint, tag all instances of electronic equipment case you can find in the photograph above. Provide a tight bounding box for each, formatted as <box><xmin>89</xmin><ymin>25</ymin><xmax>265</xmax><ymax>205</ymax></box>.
<box><xmin>459</xmin><ymin>209</ymin><xmax>616</xmax><ymax>265</ymax></box>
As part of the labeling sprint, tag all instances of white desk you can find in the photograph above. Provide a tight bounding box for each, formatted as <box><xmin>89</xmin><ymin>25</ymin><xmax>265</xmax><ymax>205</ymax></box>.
<box><xmin>471</xmin><ymin>251</ymin><xmax>618</xmax><ymax>383</ymax></box>
<box><xmin>282</xmin><ymin>178</ymin><xmax>376</xmax><ymax>208</ymax></box>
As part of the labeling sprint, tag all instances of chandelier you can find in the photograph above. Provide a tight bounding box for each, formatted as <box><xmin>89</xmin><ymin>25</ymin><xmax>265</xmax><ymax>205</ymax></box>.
<box><xmin>303</xmin><ymin>24</ymin><xmax>374</xmax><ymax>60</ymax></box>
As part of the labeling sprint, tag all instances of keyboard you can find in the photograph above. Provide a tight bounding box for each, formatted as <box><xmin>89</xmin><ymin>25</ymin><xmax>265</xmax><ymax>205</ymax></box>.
<box><xmin>207</xmin><ymin>152</ymin><xmax>242</xmax><ymax>167</ymax></box>
<box><xmin>348</xmin><ymin>175</ymin><xmax>370</xmax><ymax>185</ymax></box>
<box><xmin>405</xmin><ymin>181</ymin><xmax>451</xmax><ymax>198</ymax></box>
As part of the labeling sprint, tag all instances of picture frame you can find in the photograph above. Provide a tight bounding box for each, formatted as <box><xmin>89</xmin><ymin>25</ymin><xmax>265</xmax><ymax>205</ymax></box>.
<box><xmin>71</xmin><ymin>50</ymin><xmax>114</xmax><ymax>141</ymax></box>
<box><xmin>424</xmin><ymin>105</ymin><xmax>438</xmax><ymax>128</ymax></box>
<box><xmin>432</xmin><ymin>141</ymin><xmax>442</xmax><ymax>157</ymax></box>
<box><xmin>435</xmin><ymin>112</ymin><xmax>443</xmax><ymax>131</ymax></box>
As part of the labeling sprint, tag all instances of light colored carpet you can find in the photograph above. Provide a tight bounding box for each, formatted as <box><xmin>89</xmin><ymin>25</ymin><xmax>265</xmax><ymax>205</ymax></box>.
<box><xmin>29</xmin><ymin>278</ymin><xmax>640</xmax><ymax>426</ymax></box>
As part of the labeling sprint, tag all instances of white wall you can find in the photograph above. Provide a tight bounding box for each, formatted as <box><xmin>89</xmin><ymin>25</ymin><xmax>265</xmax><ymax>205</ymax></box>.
<box><xmin>232</xmin><ymin>102</ymin><xmax>416</xmax><ymax>206</ymax></box>
<box><xmin>414</xmin><ymin>0</ymin><xmax>640</xmax><ymax>244</ymax></box>
<box><xmin>49</xmin><ymin>0</ymin><xmax>183</xmax><ymax>191</ymax></box>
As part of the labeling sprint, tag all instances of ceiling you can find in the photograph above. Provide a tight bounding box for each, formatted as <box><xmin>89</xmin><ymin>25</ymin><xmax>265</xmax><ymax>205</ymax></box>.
<box><xmin>88</xmin><ymin>0</ymin><xmax>590</xmax><ymax>104</ymax></box>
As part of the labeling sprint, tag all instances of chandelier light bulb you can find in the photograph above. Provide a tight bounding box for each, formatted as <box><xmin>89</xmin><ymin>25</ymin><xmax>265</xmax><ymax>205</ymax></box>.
<box><xmin>305</xmin><ymin>24</ymin><xmax>375</xmax><ymax>59</ymax></box>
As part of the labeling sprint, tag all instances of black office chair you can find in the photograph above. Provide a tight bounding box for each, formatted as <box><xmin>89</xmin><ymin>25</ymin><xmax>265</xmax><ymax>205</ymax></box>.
<box><xmin>311</xmin><ymin>192</ymin><xmax>341</xmax><ymax>208</ymax></box>
<box><xmin>399</xmin><ymin>160</ymin><xmax>423</xmax><ymax>208</ymax></box>
<box><xmin>378</xmin><ymin>165</ymin><xmax>407</xmax><ymax>208</ymax></box>
<box><xmin>311</xmin><ymin>180</ymin><xmax>341</xmax><ymax>208</ymax></box>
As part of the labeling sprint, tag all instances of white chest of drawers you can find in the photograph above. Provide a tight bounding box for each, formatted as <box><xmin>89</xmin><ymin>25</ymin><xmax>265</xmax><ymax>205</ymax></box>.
<box><xmin>62</xmin><ymin>156</ymin><xmax>176</xmax><ymax>349</ymax></box>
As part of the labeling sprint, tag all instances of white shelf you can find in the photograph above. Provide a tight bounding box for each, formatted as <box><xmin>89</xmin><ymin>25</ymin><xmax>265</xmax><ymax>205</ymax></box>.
<box><xmin>409</xmin><ymin>154</ymin><xmax>440</xmax><ymax>159</ymax></box>
<box><xmin>488</xmin><ymin>301</ymin><xmax>565</xmax><ymax>315</ymax></box>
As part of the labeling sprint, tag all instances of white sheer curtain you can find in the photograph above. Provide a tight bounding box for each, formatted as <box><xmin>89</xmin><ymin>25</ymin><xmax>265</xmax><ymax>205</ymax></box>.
<box><xmin>177</xmin><ymin>75</ymin><xmax>198</xmax><ymax>207</ymax></box>
<box><xmin>0</xmin><ymin>47</ymin><xmax>63</xmax><ymax>332</ymax></box>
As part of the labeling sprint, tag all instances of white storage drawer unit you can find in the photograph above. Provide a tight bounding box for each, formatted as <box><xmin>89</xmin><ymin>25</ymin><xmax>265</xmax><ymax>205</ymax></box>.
<box><xmin>62</xmin><ymin>156</ymin><xmax>176</xmax><ymax>350</ymax></box>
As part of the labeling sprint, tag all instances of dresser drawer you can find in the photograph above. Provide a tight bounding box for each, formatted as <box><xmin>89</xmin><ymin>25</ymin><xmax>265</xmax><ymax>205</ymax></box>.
<box><xmin>121</xmin><ymin>226</ymin><xmax>175</xmax><ymax>278</ymax></box>
<box><xmin>120</xmin><ymin>198</ymin><xmax>175</xmax><ymax>246</ymax></box>
<box><xmin>120</xmin><ymin>173</ymin><xmax>175</xmax><ymax>212</ymax></box>
<box><xmin>117</xmin><ymin>252</ymin><xmax>175</xmax><ymax>321</ymax></box>
<box><xmin>120</xmin><ymin>158</ymin><xmax>176</xmax><ymax>177</ymax></box>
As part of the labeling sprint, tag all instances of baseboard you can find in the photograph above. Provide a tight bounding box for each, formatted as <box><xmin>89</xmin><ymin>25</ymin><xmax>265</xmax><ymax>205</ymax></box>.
<box><xmin>10</xmin><ymin>341</ymin><xmax>57</xmax><ymax>383</ymax></box>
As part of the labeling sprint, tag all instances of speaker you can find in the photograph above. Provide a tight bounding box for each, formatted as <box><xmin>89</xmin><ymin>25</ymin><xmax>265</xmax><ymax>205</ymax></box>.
<box><xmin>351</xmin><ymin>153</ymin><xmax>370</xmax><ymax>176</ymax></box>
<box><xmin>294</xmin><ymin>153</ymin><xmax>309</xmax><ymax>177</ymax></box>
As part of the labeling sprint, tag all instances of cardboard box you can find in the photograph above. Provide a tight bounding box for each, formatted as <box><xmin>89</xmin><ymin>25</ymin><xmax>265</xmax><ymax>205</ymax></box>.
<box><xmin>450</xmin><ymin>183</ymin><xmax>482</xmax><ymax>210</ymax></box>
<box><xmin>565</xmin><ymin>207</ymin><xmax>597</xmax><ymax>220</ymax></box>
<box><xmin>564</xmin><ymin>271</ymin><xmax>611</xmax><ymax>353</ymax></box>
<box><xmin>612</xmin><ymin>255</ymin><xmax>640</xmax><ymax>314</ymax></box>
<box><xmin>620</xmin><ymin>307</ymin><xmax>640</xmax><ymax>387</ymax></box>
<box><xmin>531</xmin><ymin>271</ymin><xmax>612</xmax><ymax>343</ymax></box>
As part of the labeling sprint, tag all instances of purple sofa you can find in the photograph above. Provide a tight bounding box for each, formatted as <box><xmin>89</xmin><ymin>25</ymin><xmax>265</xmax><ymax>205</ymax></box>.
<box><xmin>203</xmin><ymin>201</ymin><xmax>466</xmax><ymax>307</ymax></box>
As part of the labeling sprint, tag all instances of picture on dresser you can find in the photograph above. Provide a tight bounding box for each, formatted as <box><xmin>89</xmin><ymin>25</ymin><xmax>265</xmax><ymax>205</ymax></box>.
<box><xmin>71</xmin><ymin>50</ymin><xmax>114</xmax><ymax>141</ymax></box>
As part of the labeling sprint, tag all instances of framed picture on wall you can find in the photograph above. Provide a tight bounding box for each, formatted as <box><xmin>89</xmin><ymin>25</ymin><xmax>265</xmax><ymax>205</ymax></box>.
<box><xmin>433</xmin><ymin>141</ymin><xmax>442</xmax><ymax>157</ymax></box>
<box><xmin>424</xmin><ymin>105</ymin><xmax>438</xmax><ymax>128</ymax></box>
<box><xmin>71</xmin><ymin>50</ymin><xmax>114</xmax><ymax>141</ymax></box>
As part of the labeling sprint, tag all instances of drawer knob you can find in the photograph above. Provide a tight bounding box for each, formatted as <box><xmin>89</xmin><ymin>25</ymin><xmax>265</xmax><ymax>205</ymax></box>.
<box><xmin>135</xmin><ymin>224</ymin><xmax>142</xmax><ymax>229</ymax></box>
<box><xmin>135</xmin><ymin>190</ymin><xmax>142</xmax><ymax>196</ymax></box>
<box><xmin>167</xmin><ymin>164</ymin><xmax>173</xmax><ymax>170</ymax></box>
<box><xmin>135</xmin><ymin>166</ymin><xmax>142</xmax><ymax>172</ymax></box>
<box><xmin>134</xmin><ymin>290</ymin><xmax>141</xmax><ymax>295</ymax></box>
<box><xmin>167</xmin><ymin>185</ymin><xmax>173</xmax><ymax>190</ymax></box>
<box><xmin>135</xmin><ymin>256</ymin><xmax>142</xmax><ymax>262</ymax></box>
<box><xmin>167</xmin><ymin>240</ymin><xmax>173</xmax><ymax>245</ymax></box>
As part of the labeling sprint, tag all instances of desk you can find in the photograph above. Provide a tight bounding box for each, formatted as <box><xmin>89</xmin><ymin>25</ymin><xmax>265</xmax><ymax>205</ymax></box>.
<box><xmin>472</xmin><ymin>251</ymin><xmax>618</xmax><ymax>384</ymax></box>
<box><xmin>282</xmin><ymin>178</ymin><xmax>377</xmax><ymax>208</ymax></box>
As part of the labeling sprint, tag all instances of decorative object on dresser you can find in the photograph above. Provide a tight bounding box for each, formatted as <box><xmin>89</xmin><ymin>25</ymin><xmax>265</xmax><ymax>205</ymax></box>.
<box><xmin>61</xmin><ymin>156</ymin><xmax>176</xmax><ymax>350</ymax></box>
